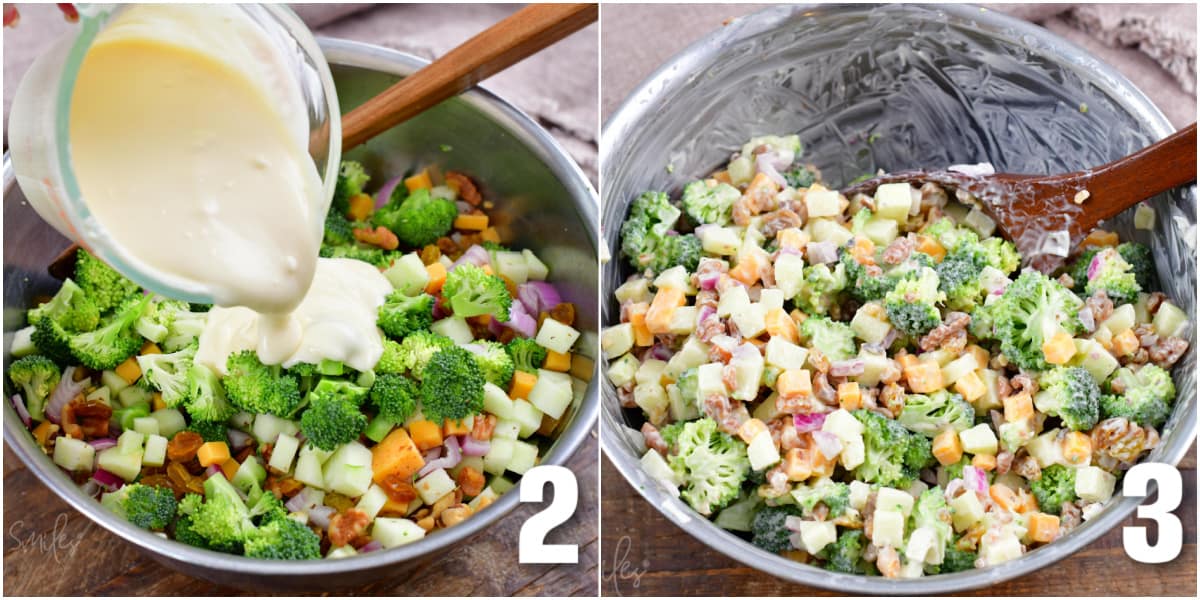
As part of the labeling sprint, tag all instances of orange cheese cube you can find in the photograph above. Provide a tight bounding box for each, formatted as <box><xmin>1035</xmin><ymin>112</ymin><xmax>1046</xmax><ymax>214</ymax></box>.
<box><xmin>404</xmin><ymin>169</ymin><xmax>433</xmax><ymax>192</ymax></box>
<box><xmin>443</xmin><ymin>417</ymin><xmax>474</xmax><ymax>437</ymax></box>
<box><xmin>627</xmin><ymin>302</ymin><xmax>653</xmax><ymax>347</ymax></box>
<box><xmin>849</xmin><ymin>236</ymin><xmax>876</xmax><ymax>264</ymax></box>
<box><xmin>971</xmin><ymin>453</ymin><xmax>997</xmax><ymax>471</ymax></box>
<box><xmin>480</xmin><ymin>227</ymin><xmax>501</xmax><ymax>244</ymax></box>
<box><xmin>1028</xmin><ymin>512</ymin><xmax>1061</xmax><ymax>543</ymax></box>
<box><xmin>904</xmin><ymin>361</ymin><xmax>945</xmax><ymax>393</ymax></box>
<box><xmin>896</xmin><ymin>353</ymin><xmax>920</xmax><ymax>370</ymax></box>
<box><xmin>543</xmin><ymin>350</ymin><xmax>571</xmax><ymax>372</ymax></box>
<box><xmin>1003</xmin><ymin>391</ymin><xmax>1034</xmax><ymax>423</ymax></box>
<box><xmin>915</xmin><ymin>234</ymin><xmax>946</xmax><ymax>262</ymax></box>
<box><xmin>454</xmin><ymin>214</ymin><xmax>489</xmax><ymax>231</ymax></box>
<box><xmin>1061</xmin><ymin>431</ymin><xmax>1092</xmax><ymax>467</ymax></box>
<box><xmin>776</xmin><ymin>369</ymin><xmax>812</xmax><ymax>398</ymax></box>
<box><xmin>1078</xmin><ymin>229</ymin><xmax>1118</xmax><ymax>251</ymax></box>
<box><xmin>220</xmin><ymin>458</ymin><xmax>240</xmax><ymax>481</ymax></box>
<box><xmin>809</xmin><ymin>443</ymin><xmax>837</xmax><ymax>478</ymax></box>
<box><xmin>966</xmin><ymin>345</ymin><xmax>991</xmax><ymax>371</ymax></box>
<box><xmin>954</xmin><ymin>371</ymin><xmax>986</xmax><ymax>402</ymax></box>
<box><xmin>837</xmin><ymin>382</ymin><xmax>862</xmax><ymax>411</ymax></box>
<box><xmin>425</xmin><ymin>262</ymin><xmax>447</xmax><ymax>294</ymax></box>
<box><xmin>347</xmin><ymin>193</ymin><xmax>374</xmax><ymax>221</ymax></box>
<box><xmin>197</xmin><ymin>442</ymin><xmax>230</xmax><ymax>467</ymax></box>
<box><xmin>782</xmin><ymin>448</ymin><xmax>812</xmax><ymax>481</ymax></box>
<box><xmin>989</xmin><ymin>483</ymin><xmax>1019</xmax><ymax>512</ymax></box>
<box><xmin>115</xmin><ymin>357</ymin><xmax>142</xmax><ymax>385</ymax></box>
<box><xmin>408</xmin><ymin>420</ymin><xmax>443</xmax><ymax>451</ymax></box>
<box><xmin>1015</xmin><ymin>488</ymin><xmax>1039</xmax><ymax>514</ymax></box>
<box><xmin>737</xmin><ymin>418</ymin><xmax>769</xmax><ymax>445</ymax></box>
<box><xmin>777</xmin><ymin>228</ymin><xmax>807</xmax><ymax>251</ymax></box>
<box><xmin>509</xmin><ymin>371</ymin><xmax>537</xmax><ymax>400</ymax></box>
<box><xmin>765</xmin><ymin>307</ymin><xmax>799</xmax><ymax>343</ymax></box>
<box><xmin>712</xmin><ymin>171</ymin><xmax>732</xmax><ymax>184</ymax></box>
<box><xmin>728</xmin><ymin>255</ymin><xmax>761</xmax><ymax>286</ymax></box>
<box><xmin>140</xmin><ymin>342</ymin><xmax>162</xmax><ymax>356</ymax></box>
<box><xmin>932</xmin><ymin>428</ymin><xmax>963</xmax><ymax>466</ymax></box>
<box><xmin>645</xmin><ymin>288</ymin><xmax>686</xmax><ymax>334</ymax></box>
<box><xmin>1111</xmin><ymin>328</ymin><xmax>1139</xmax><ymax>357</ymax></box>
<box><xmin>745</xmin><ymin>172</ymin><xmax>780</xmax><ymax>198</ymax></box>
<box><xmin>152</xmin><ymin>392</ymin><xmax>166</xmax><ymax>412</ymax></box>
<box><xmin>1041</xmin><ymin>331</ymin><xmax>1076</xmax><ymax>365</ymax></box>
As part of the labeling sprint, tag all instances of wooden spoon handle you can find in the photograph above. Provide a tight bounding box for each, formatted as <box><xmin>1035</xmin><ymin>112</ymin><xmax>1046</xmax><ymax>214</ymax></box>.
<box><xmin>340</xmin><ymin>3</ymin><xmax>597</xmax><ymax>150</ymax></box>
<box><xmin>1078</xmin><ymin>122</ymin><xmax>1197</xmax><ymax>226</ymax></box>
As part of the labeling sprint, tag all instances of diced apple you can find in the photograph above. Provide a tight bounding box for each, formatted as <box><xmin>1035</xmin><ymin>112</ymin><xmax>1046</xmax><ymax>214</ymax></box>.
<box><xmin>747</xmin><ymin>430</ymin><xmax>781</xmax><ymax>471</ymax></box>
<box><xmin>798</xmin><ymin>520</ymin><xmax>838</xmax><ymax>554</ymax></box>
<box><xmin>601</xmin><ymin>323</ymin><xmax>635</xmax><ymax>358</ymax></box>
<box><xmin>668</xmin><ymin>306</ymin><xmax>699</xmax><ymax>335</ymax></box>
<box><xmin>373</xmin><ymin>517</ymin><xmax>426</xmax><ymax>548</ymax></box>
<box><xmin>536</xmin><ymin>318</ymin><xmax>580</xmax><ymax>354</ymax></box>
<box><xmin>849</xmin><ymin>303</ymin><xmax>892</xmax><ymax>344</ymax></box>
<box><xmin>1070</xmin><ymin>338</ymin><xmax>1119</xmax><ymax>382</ymax></box>
<box><xmin>822</xmin><ymin>409</ymin><xmax>864</xmax><ymax>441</ymax></box>
<box><xmin>765</xmin><ymin>337</ymin><xmax>809</xmax><ymax>370</ymax></box>
<box><xmin>941</xmin><ymin>354</ymin><xmax>978</xmax><ymax>384</ymax></box>
<box><xmin>876</xmin><ymin>487</ymin><xmax>914</xmax><ymax>516</ymax></box>
<box><xmin>143</xmin><ymin>434</ymin><xmax>168</xmax><ymax>467</ymax></box>
<box><xmin>959</xmin><ymin>423</ymin><xmax>999</xmax><ymax>455</ymax></box>
<box><xmin>808</xmin><ymin>218</ymin><xmax>853</xmax><ymax>247</ymax></box>
<box><xmin>773</xmin><ymin>253</ymin><xmax>807</xmax><ymax>299</ymax></box>
<box><xmin>874</xmin><ymin>183</ymin><xmax>913</xmax><ymax>222</ymax></box>
<box><xmin>654</xmin><ymin>265</ymin><xmax>694</xmax><ymax>294</ymax></box>
<box><xmin>606</xmin><ymin>354</ymin><xmax>640</xmax><ymax>388</ymax></box>
<box><xmin>53</xmin><ymin>437</ymin><xmax>96</xmax><ymax>472</ymax></box>
<box><xmin>950</xmin><ymin>492</ymin><xmax>985</xmax><ymax>531</ymax></box>
<box><xmin>633</xmin><ymin>383</ymin><xmax>669</xmax><ymax>425</ymax></box>
<box><xmin>1153</xmin><ymin>301</ymin><xmax>1188</xmax><ymax>338</ymax></box>
<box><xmin>759</xmin><ymin>288</ymin><xmax>785</xmax><ymax>311</ymax></box>
<box><xmin>698</xmin><ymin>226</ymin><xmax>742</xmax><ymax>256</ymax></box>
<box><xmin>665</xmin><ymin>336</ymin><xmax>710</xmax><ymax>379</ymax></box>
<box><xmin>529</xmin><ymin>369</ymin><xmax>574</xmax><ymax>420</ymax></box>
<box><xmin>872</xmin><ymin>508</ymin><xmax>906</xmax><ymax>548</ymax></box>
<box><xmin>635</xmin><ymin>359</ymin><xmax>668</xmax><ymax>386</ymax></box>
<box><xmin>641</xmin><ymin>449</ymin><xmax>682</xmax><ymax>489</ymax></box>
<box><xmin>729</xmin><ymin>345</ymin><xmax>764</xmax><ymax>401</ymax></box>
<box><xmin>384</xmin><ymin>253</ymin><xmax>430</xmax><ymax>296</ymax></box>
<box><xmin>806</xmin><ymin>189</ymin><xmax>840</xmax><ymax>218</ymax></box>
<box><xmin>1075</xmin><ymin>466</ymin><xmax>1117</xmax><ymax>503</ymax></box>
<box><xmin>323</xmin><ymin>442</ymin><xmax>373</xmax><ymax>497</ymax></box>
<box><xmin>697</xmin><ymin>363</ymin><xmax>727</xmax><ymax>399</ymax></box>
<box><xmin>507</xmin><ymin>440</ymin><xmax>539</xmax><ymax>474</ymax></box>
<box><xmin>730</xmin><ymin>303</ymin><xmax>767</xmax><ymax>339</ymax></box>
<box><xmin>862</xmin><ymin>216</ymin><xmax>901</xmax><ymax>246</ymax></box>
<box><xmin>614</xmin><ymin>278</ymin><xmax>652</xmax><ymax>304</ymax></box>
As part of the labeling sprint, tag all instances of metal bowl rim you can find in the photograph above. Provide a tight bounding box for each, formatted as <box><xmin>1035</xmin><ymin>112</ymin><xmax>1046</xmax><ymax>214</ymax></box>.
<box><xmin>3</xmin><ymin>37</ymin><xmax>599</xmax><ymax>578</ymax></box>
<box><xmin>599</xmin><ymin>3</ymin><xmax>1195</xmax><ymax>595</ymax></box>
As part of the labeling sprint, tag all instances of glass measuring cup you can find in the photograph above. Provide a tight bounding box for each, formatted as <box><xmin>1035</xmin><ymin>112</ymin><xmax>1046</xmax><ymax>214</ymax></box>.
<box><xmin>7</xmin><ymin>3</ymin><xmax>341</xmax><ymax>305</ymax></box>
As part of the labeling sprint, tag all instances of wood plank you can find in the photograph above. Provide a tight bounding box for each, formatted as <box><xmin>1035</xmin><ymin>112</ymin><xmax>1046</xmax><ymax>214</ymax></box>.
<box><xmin>3</xmin><ymin>433</ymin><xmax>598</xmax><ymax>596</ymax></box>
<box><xmin>599</xmin><ymin>442</ymin><xmax>1197</xmax><ymax>597</ymax></box>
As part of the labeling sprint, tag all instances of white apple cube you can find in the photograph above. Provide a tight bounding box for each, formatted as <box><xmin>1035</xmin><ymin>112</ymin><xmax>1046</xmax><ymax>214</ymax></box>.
<box><xmin>773</xmin><ymin>252</ymin><xmax>807</xmax><ymax>299</ymax></box>
<box><xmin>537</xmin><ymin>318</ymin><xmax>580</xmax><ymax>354</ymax></box>
<box><xmin>861</xmin><ymin>216</ymin><xmax>900</xmax><ymax>246</ymax></box>
<box><xmin>840</xmin><ymin>435</ymin><xmax>865</xmax><ymax>470</ymax></box>
<box><xmin>731</xmin><ymin>303</ymin><xmax>767</xmax><ymax>339</ymax></box>
<box><xmin>614</xmin><ymin>277</ymin><xmax>652</xmax><ymax>304</ymax></box>
<box><xmin>356</xmin><ymin>484</ymin><xmax>389</xmax><ymax>520</ymax></box>
<box><xmin>697</xmin><ymin>363</ymin><xmax>727</xmax><ymax>399</ymax></box>
<box><xmin>875</xmin><ymin>183</ymin><xmax>914</xmax><ymax>222</ymax></box>
<box><xmin>765</xmin><ymin>337</ymin><xmax>809</xmax><ymax>370</ymax></box>
<box><xmin>729</xmin><ymin>346</ymin><xmax>764</xmax><ymax>401</ymax></box>
<box><xmin>1100</xmin><ymin>304</ymin><xmax>1136</xmax><ymax>335</ymax></box>
<box><xmin>633</xmin><ymin>383</ymin><xmax>669</xmax><ymax>425</ymax></box>
<box><xmin>641</xmin><ymin>449</ymin><xmax>682</xmax><ymax>488</ymax></box>
<box><xmin>717</xmin><ymin>285</ymin><xmax>751</xmax><ymax>318</ymax></box>
<box><xmin>654</xmin><ymin>265</ymin><xmax>694</xmax><ymax>294</ymax></box>
<box><xmin>1075</xmin><ymin>466</ymin><xmax>1117</xmax><ymax>503</ymax></box>
<box><xmin>269</xmin><ymin>433</ymin><xmax>301</xmax><ymax>474</ymax></box>
<box><xmin>512</xmin><ymin>399</ymin><xmax>544</xmax><ymax>438</ymax></box>
<box><xmin>507</xmin><ymin>440</ymin><xmax>539</xmax><ymax>475</ymax></box>
<box><xmin>759</xmin><ymin>288</ymin><xmax>785</xmax><ymax>311</ymax></box>
<box><xmin>1071</xmin><ymin>338</ymin><xmax>1119</xmax><ymax>383</ymax></box>
<box><xmin>373</xmin><ymin>517</ymin><xmax>426</xmax><ymax>548</ymax></box>
<box><xmin>323</xmin><ymin>442</ymin><xmax>373</xmax><ymax>497</ymax></box>
<box><xmin>747</xmin><ymin>430</ymin><xmax>781</xmax><ymax>471</ymax></box>
<box><xmin>635</xmin><ymin>359</ymin><xmax>668</xmax><ymax>386</ymax></box>
<box><xmin>876</xmin><ymin>487</ymin><xmax>914</xmax><ymax>516</ymax></box>
<box><xmin>941</xmin><ymin>354</ymin><xmax>979</xmax><ymax>384</ymax></box>
<box><xmin>959</xmin><ymin>423</ymin><xmax>999</xmax><ymax>455</ymax></box>
<box><xmin>950</xmin><ymin>490</ymin><xmax>985</xmax><ymax>531</ymax></box>
<box><xmin>530</xmin><ymin>369</ymin><xmax>574</xmax><ymax>419</ymax></box>
<box><xmin>849</xmin><ymin>481</ymin><xmax>872</xmax><ymax>510</ymax></box>
<box><xmin>665</xmin><ymin>336</ymin><xmax>710</xmax><ymax>379</ymax></box>
<box><xmin>906</xmin><ymin>526</ymin><xmax>942</xmax><ymax>565</ymax></box>
<box><xmin>872</xmin><ymin>509</ymin><xmax>906</xmax><ymax>548</ymax></box>
<box><xmin>822</xmin><ymin>409</ymin><xmax>865</xmax><ymax>441</ymax></box>
<box><xmin>809</xmin><ymin>218</ymin><xmax>854</xmax><ymax>247</ymax></box>
<box><xmin>668</xmin><ymin>306</ymin><xmax>699</xmax><ymax>336</ymax></box>
<box><xmin>53</xmin><ymin>437</ymin><xmax>95</xmax><ymax>472</ymax></box>
<box><xmin>980</xmin><ymin>531</ymin><xmax>1022</xmax><ymax>565</ymax></box>
<box><xmin>699</xmin><ymin>226</ymin><xmax>742</xmax><ymax>256</ymax></box>
<box><xmin>799</xmin><ymin>520</ymin><xmax>838</xmax><ymax>554</ymax></box>
<box><xmin>806</xmin><ymin>189</ymin><xmax>841</xmax><ymax>218</ymax></box>
<box><xmin>483</xmin><ymin>437</ymin><xmax>515</xmax><ymax>475</ymax></box>
<box><xmin>964</xmin><ymin>207</ymin><xmax>997</xmax><ymax>238</ymax></box>
<box><xmin>143</xmin><ymin>434</ymin><xmax>168</xmax><ymax>467</ymax></box>
<box><xmin>601</xmin><ymin>323</ymin><xmax>635</xmax><ymax>358</ymax></box>
<box><xmin>606</xmin><ymin>354</ymin><xmax>640</xmax><ymax>388</ymax></box>
<box><xmin>483</xmin><ymin>382</ymin><xmax>516</xmax><ymax>419</ymax></box>
<box><xmin>850</xmin><ymin>304</ymin><xmax>892</xmax><ymax>344</ymax></box>
<box><xmin>1025</xmin><ymin>429</ymin><xmax>1065</xmax><ymax>468</ymax></box>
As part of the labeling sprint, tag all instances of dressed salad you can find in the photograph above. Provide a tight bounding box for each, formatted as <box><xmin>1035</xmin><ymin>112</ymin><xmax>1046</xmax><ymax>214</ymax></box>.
<box><xmin>602</xmin><ymin>134</ymin><xmax>1189</xmax><ymax>577</ymax></box>
<box><xmin>9</xmin><ymin>160</ymin><xmax>585</xmax><ymax>560</ymax></box>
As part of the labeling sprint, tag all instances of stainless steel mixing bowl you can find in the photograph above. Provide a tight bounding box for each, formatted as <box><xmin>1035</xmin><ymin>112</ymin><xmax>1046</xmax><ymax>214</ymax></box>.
<box><xmin>3</xmin><ymin>38</ymin><xmax>598</xmax><ymax>591</ymax></box>
<box><xmin>600</xmin><ymin>4</ymin><xmax>1195</xmax><ymax>594</ymax></box>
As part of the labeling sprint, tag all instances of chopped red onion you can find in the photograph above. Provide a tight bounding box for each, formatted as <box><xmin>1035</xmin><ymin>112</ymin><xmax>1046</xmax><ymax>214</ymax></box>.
<box><xmin>805</xmin><ymin>241</ymin><xmax>838</xmax><ymax>265</ymax></box>
<box><xmin>785</xmin><ymin>515</ymin><xmax>806</xmax><ymax>532</ymax></box>
<box><xmin>423</xmin><ymin>446</ymin><xmax>443</xmax><ymax>462</ymax></box>
<box><xmin>1140</xmin><ymin>333</ymin><xmax>1158</xmax><ymax>348</ymax></box>
<box><xmin>650</xmin><ymin>344</ymin><xmax>674</xmax><ymax>361</ymax></box>
<box><xmin>755</xmin><ymin>153</ymin><xmax>788</xmax><ymax>187</ymax></box>
<box><xmin>881</xmin><ymin>327</ymin><xmax>899</xmax><ymax>349</ymax></box>
<box><xmin>517</xmin><ymin>281</ymin><xmax>562</xmax><ymax>316</ymax></box>
<box><xmin>456</xmin><ymin>200</ymin><xmax>472</xmax><ymax>214</ymax></box>
<box><xmin>732</xmin><ymin>342</ymin><xmax>759</xmax><ymax>362</ymax></box>
<box><xmin>788</xmin><ymin>532</ymin><xmax>805</xmax><ymax>550</ymax></box>
<box><xmin>418</xmin><ymin>436</ymin><xmax>462</xmax><ymax>478</ymax></box>
<box><xmin>286</xmin><ymin>487</ymin><xmax>324</xmax><ymax>513</ymax></box>
<box><xmin>697</xmin><ymin>270</ymin><xmax>720</xmax><ymax>291</ymax></box>
<box><xmin>863</xmin><ymin>342</ymin><xmax>885</xmax><ymax>354</ymax></box>
<box><xmin>830</xmin><ymin>359</ymin><xmax>865</xmax><ymax>377</ymax></box>
<box><xmin>80</xmin><ymin>480</ymin><xmax>101</xmax><ymax>498</ymax></box>
<box><xmin>460</xmin><ymin>435</ymin><xmax>491</xmax><ymax>457</ymax></box>
<box><xmin>1078</xmin><ymin>307</ymin><xmax>1095</xmax><ymax>332</ymax></box>
<box><xmin>793</xmin><ymin>413</ymin><xmax>826</xmax><ymax>433</ymax></box>
<box><xmin>451</xmin><ymin>245</ymin><xmax>491</xmax><ymax>272</ymax></box>
<box><xmin>697</xmin><ymin>305</ymin><xmax>716</xmax><ymax>325</ymax></box>
<box><xmin>309</xmin><ymin>505</ymin><xmax>335</xmax><ymax>529</ymax></box>
<box><xmin>374</xmin><ymin>176</ymin><xmax>403</xmax><ymax>208</ymax></box>
<box><xmin>11</xmin><ymin>394</ymin><xmax>31</xmax><ymax>427</ymax></box>
<box><xmin>812</xmin><ymin>430</ymin><xmax>843</xmax><ymax>459</ymax></box>
<box><xmin>1087</xmin><ymin>252</ymin><xmax>1104</xmax><ymax>280</ymax></box>
<box><xmin>359</xmin><ymin>540</ymin><xmax>384</xmax><ymax>553</ymax></box>
<box><xmin>433</xmin><ymin>296</ymin><xmax>452</xmax><ymax>319</ymax></box>
<box><xmin>45</xmin><ymin>366</ymin><xmax>87</xmax><ymax>425</ymax></box>
<box><xmin>205</xmin><ymin>464</ymin><xmax>223</xmax><ymax>478</ymax></box>
<box><xmin>227</xmin><ymin>428</ymin><xmax>252</xmax><ymax>451</ymax></box>
<box><xmin>498</xmin><ymin>298</ymin><xmax>538</xmax><ymax>338</ymax></box>
<box><xmin>963</xmin><ymin>466</ymin><xmax>988</xmax><ymax>495</ymax></box>
<box><xmin>944</xmin><ymin>478</ymin><xmax>966</xmax><ymax>499</ymax></box>
<box><xmin>88</xmin><ymin>438</ymin><xmax>118</xmax><ymax>451</ymax></box>
<box><xmin>92</xmin><ymin>469</ymin><xmax>124</xmax><ymax>492</ymax></box>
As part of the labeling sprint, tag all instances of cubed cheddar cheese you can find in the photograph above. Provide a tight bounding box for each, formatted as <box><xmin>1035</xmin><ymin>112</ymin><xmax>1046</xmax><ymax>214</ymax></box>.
<box><xmin>965</xmin><ymin>345</ymin><xmax>991</xmax><ymax>371</ymax></box>
<box><xmin>837</xmin><ymin>382</ymin><xmax>861</xmax><ymax>411</ymax></box>
<box><xmin>932</xmin><ymin>428</ymin><xmax>963</xmax><ymax>466</ymax></box>
<box><xmin>1111</xmin><ymin>328</ymin><xmax>1139</xmax><ymax>356</ymax></box>
<box><xmin>645</xmin><ymin>288</ymin><xmax>686</xmax><ymax>334</ymax></box>
<box><xmin>776</xmin><ymin>369</ymin><xmax>812</xmax><ymax>398</ymax></box>
<box><xmin>989</xmin><ymin>483</ymin><xmax>1019</xmax><ymax>512</ymax></box>
<box><xmin>849</xmin><ymin>237</ymin><xmax>876</xmax><ymax>264</ymax></box>
<box><xmin>777</xmin><ymin>228</ymin><xmax>808</xmax><ymax>251</ymax></box>
<box><xmin>954</xmin><ymin>371</ymin><xmax>986</xmax><ymax>402</ymax></box>
<box><xmin>115</xmin><ymin>357</ymin><xmax>142</xmax><ymax>385</ymax></box>
<box><xmin>737</xmin><ymin>418</ymin><xmax>769</xmax><ymax>445</ymax></box>
<box><xmin>728</xmin><ymin>253</ymin><xmax>763</xmax><ymax>286</ymax></box>
<box><xmin>627</xmin><ymin>302</ymin><xmax>653</xmax><ymax>347</ymax></box>
<box><xmin>1027</xmin><ymin>512</ymin><xmax>1060</xmax><ymax>543</ymax></box>
<box><xmin>197</xmin><ymin>442</ymin><xmax>230</xmax><ymax>467</ymax></box>
<box><xmin>404</xmin><ymin>170</ymin><xmax>432</xmax><ymax>192</ymax></box>
<box><xmin>1003</xmin><ymin>392</ymin><xmax>1034</xmax><ymax>423</ymax></box>
<box><xmin>1041</xmin><ymin>331</ymin><xmax>1076</xmax><ymax>365</ymax></box>
<box><xmin>904</xmin><ymin>361</ymin><xmax>944</xmax><ymax>393</ymax></box>
<box><xmin>896</xmin><ymin>353</ymin><xmax>920</xmax><ymax>371</ymax></box>
<box><xmin>1061</xmin><ymin>431</ymin><xmax>1092</xmax><ymax>467</ymax></box>
<box><xmin>765</xmin><ymin>307</ymin><xmax>799</xmax><ymax>343</ymax></box>
<box><xmin>543</xmin><ymin>350</ymin><xmax>571</xmax><ymax>372</ymax></box>
<box><xmin>972</xmin><ymin>453</ymin><xmax>997</xmax><ymax>471</ymax></box>
<box><xmin>915</xmin><ymin>234</ymin><xmax>945</xmax><ymax>262</ymax></box>
<box><xmin>782</xmin><ymin>448</ymin><xmax>811</xmax><ymax>481</ymax></box>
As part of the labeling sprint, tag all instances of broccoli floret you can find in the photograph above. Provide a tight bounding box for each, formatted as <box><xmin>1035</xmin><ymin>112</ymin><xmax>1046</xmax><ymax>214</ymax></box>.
<box><xmin>154</xmin><ymin>300</ymin><xmax>209</xmax><ymax>352</ymax></box>
<box><xmin>1065</xmin><ymin>247</ymin><xmax>1100</xmax><ymax>294</ymax></box>
<box><xmin>911</xmin><ymin>487</ymin><xmax>953</xmax><ymax>565</ymax></box>
<box><xmin>681</xmin><ymin>179</ymin><xmax>739</xmax><ymax>226</ymax></box>
<box><xmin>319</xmin><ymin>244</ymin><xmax>400</xmax><ymax>268</ymax></box>
<box><xmin>820</xmin><ymin>529</ymin><xmax>868</xmax><ymax>574</ymax></box>
<box><xmin>369</xmin><ymin>373</ymin><xmax>421</xmax><ymax>424</ymax></box>
<box><xmin>620</xmin><ymin>191</ymin><xmax>683</xmax><ymax>273</ymax></box>
<box><xmin>658</xmin><ymin>421</ymin><xmax>687</xmax><ymax>451</ymax></box>
<box><xmin>793</xmin><ymin>479</ymin><xmax>851</xmax><ymax>517</ymax></box>
<box><xmin>1030</xmin><ymin>464</ymin><xmax>1077</xmax><ymax>515</ymax></box>
<box><xmin>1034</xmin><ymin>366</ymin><xmax>1100</xmax><ymax>431</ymax></box>
<box><xmin>29</xmin><ymin>312</ymin><xmax>76</xmax><ymax>366</ymax></box>
<box><xmin>982</xmin><ymin>270</ymin><xmax>1083</xmax><ymax>371</ymax></box>
<box><xmin>394</xmin><ymin>331</ymin><xmax>455</xmax><ymax>377</ymax></box>
<box><xmin>936</xmin><ymin>244</ymin><xmax>987</xmax><ymax>310</ymax></box>
<box><xmin>1083</xmin><ymin>247</ymin><xmax>1141</xmax><ymax>305</ymax></box>
<box><xmin>244</xmin><ymin>515</ymin><xmax>321</xmax><ymax>560</ymax></box>
<box><xmin>74</xmin><ymin>249</ymin><xmax>141</xmax><ymax>313</ymax></box>
<box><xmin>310</xmin><ymin>378</ymin><xmax>370</xmax><ymax>406</ymax></box>
<box><xmin>222</xmin><ymin>350</ymin><xmax>303</xmax><ymax>417</ymax></box>
<box><xmin>324</xmin><ymin>211</ymin><xmax>357</xmax><ymax>246</ymax></box>
<box><xmin>137</xmin><ymin>343</ymin><xmax>197</xmax><ymax>407</ymax></box>
<box><xmin>784</xmin><ymin>165</ymin><xmax>818</xmax><ymax>189</ymax></box>
<box><xmin>186</xmin><ymin>419</ymin><xmax>228</xmax><ymax>443</ymax></box>
<box><xmin>442</xmin><ymin>263</ymin><xmax>512</xmax><ymax>321</ymax></box>
<box><xmin>1117</xmin><ymin>242</ymin><xmax>1157</xmax><ymax>291</ymax></box>
<box><xmin>8</xmin><ymin>355</ymin><xmax>61</xmax><ymax>422</ymax></box>
<box><xmin>469</xmin><ymin>340</ymin><xmax>515</xmax><ymax>388</ymax></box>
<box><xmin>420</xmin><ymin>347</ymin><xmax>485</xmax><ymax>424</ymax></box>
<box><xmin>331</xmin><ymin>160</ymin><xmax>370</xmax><ymax>216</ymax></box>
<box><xmin>299</xmin><ymin>392</ymin><xmax>367</xmax><ymax>451</ymax></box>
<box><xmin>120</xmin><ymin>484</ymin><xmax>178</xmax><ymax>530</ymax></box>
<box><xmin>506</xmin><ymin>337</ymin><xmax>548</xmax><ymax>374</ymax></box>
<box><xmin>884</xmin><ymin>266</ymin><xmax>943</xmax><ymax>337</ymax></box>
<box><xmin>374</xmin><ymin>188</ymin><xmax>457</xmax><ymax>248</ymax></box>
<box><xmin>28</xmin><ymin>278</ymin><xmax>99</xmax><ymax>334</ymax></box>
<box><xmin>656</xmin><ymin>233</ymin><xmax>702</xmax><ymax>274</ymax></box>
<box><xmin>898</xmin><ymin>390</ymin><xmax>974</xmax><ymax>437</ymax></box>
<box><xmin>937</xmin><ymin>544</ymin><xmax>979</xmax><ymax>573</ymax></box>
<box><xmin>69</xmin><ymin>295</ymin><xmax>151</xmax><ymax>370</ymax></box>
<box><xmin>188</xmin><ymin>474</ymin><xmax>255</xmax><ymax>552</ymax></box>
<box><xmin>749</xmin><ymin>504</ymin><xmax>801</xmax><ymax>553</ymax></box>
<box><xmin>1102</xmin><ymin>364</ymin><xmax>1176</xmax><ymax>427</ymax></box>
<box><xmin>185</xmin><ymin>363</ymin><xmax>235</xmax><ymax>423</ymax></box>
<box><xmin>981</xmin><ymin>238</ymin><xmax>1021</xmax><ymax>274</ymax></box>
<box><xmin>377</xmin><ymin>290</ymin><xmax>434</xmax><ymax>339</ymax></box>
<box><xmin>794</xmin><ymin>262</ymin><xmax>847</xmax><ymax>316</ymax></box>
<box><xmin>668</xmin><ymin>417</ymin><xmax>749</xmax><ymax>516</ymax></box>
<box><xmin>676</xmin><ymin>368</ymin><xmax>699</xmax><ymax>409</ymax></box>
<box><xmin>853</xmin><ymin>409</ymin><xmax>935</xmax><ymax>488</ymax></box>
<box><xmin>923</xmin><ymin>218</ymin><xmax>979</xmax><ymax>253</ymax></box>
<box><xmin>799</xmin><ymin>316</ymin><xmax>857</xmax><ymax>362</ymax></box>
<box><xmin>375</xmin><ymin>339</ymin><xmax>405</xmax><ymax>375</ymax></box>
<box><xmin>841</xmin><ymin>245</ymin><xmax>934</xmax><ymax>305</ymax></box>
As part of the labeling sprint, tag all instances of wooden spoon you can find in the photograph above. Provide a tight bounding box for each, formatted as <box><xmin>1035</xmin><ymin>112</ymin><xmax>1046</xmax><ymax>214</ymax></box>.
<box><xmin>842</xmin><ymin>123</ymin><xmax>1197</xmax><ymax>270</ymax></box>
<box><xmin>340</xmin><ymin>3</ymin><xmax>598</xmax><ymax>150</ymax></box>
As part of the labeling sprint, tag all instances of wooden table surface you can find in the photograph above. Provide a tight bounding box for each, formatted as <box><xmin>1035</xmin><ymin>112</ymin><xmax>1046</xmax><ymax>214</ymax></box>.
<box><xmin>3</xmin><ymin>433</ymin><xmax>598</xmax><ymax>596</ymax></box>
<box><xmin>600</xmin><ymin>442</ymin><xmax>1196</xmax><ymax>597</ymax></box>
